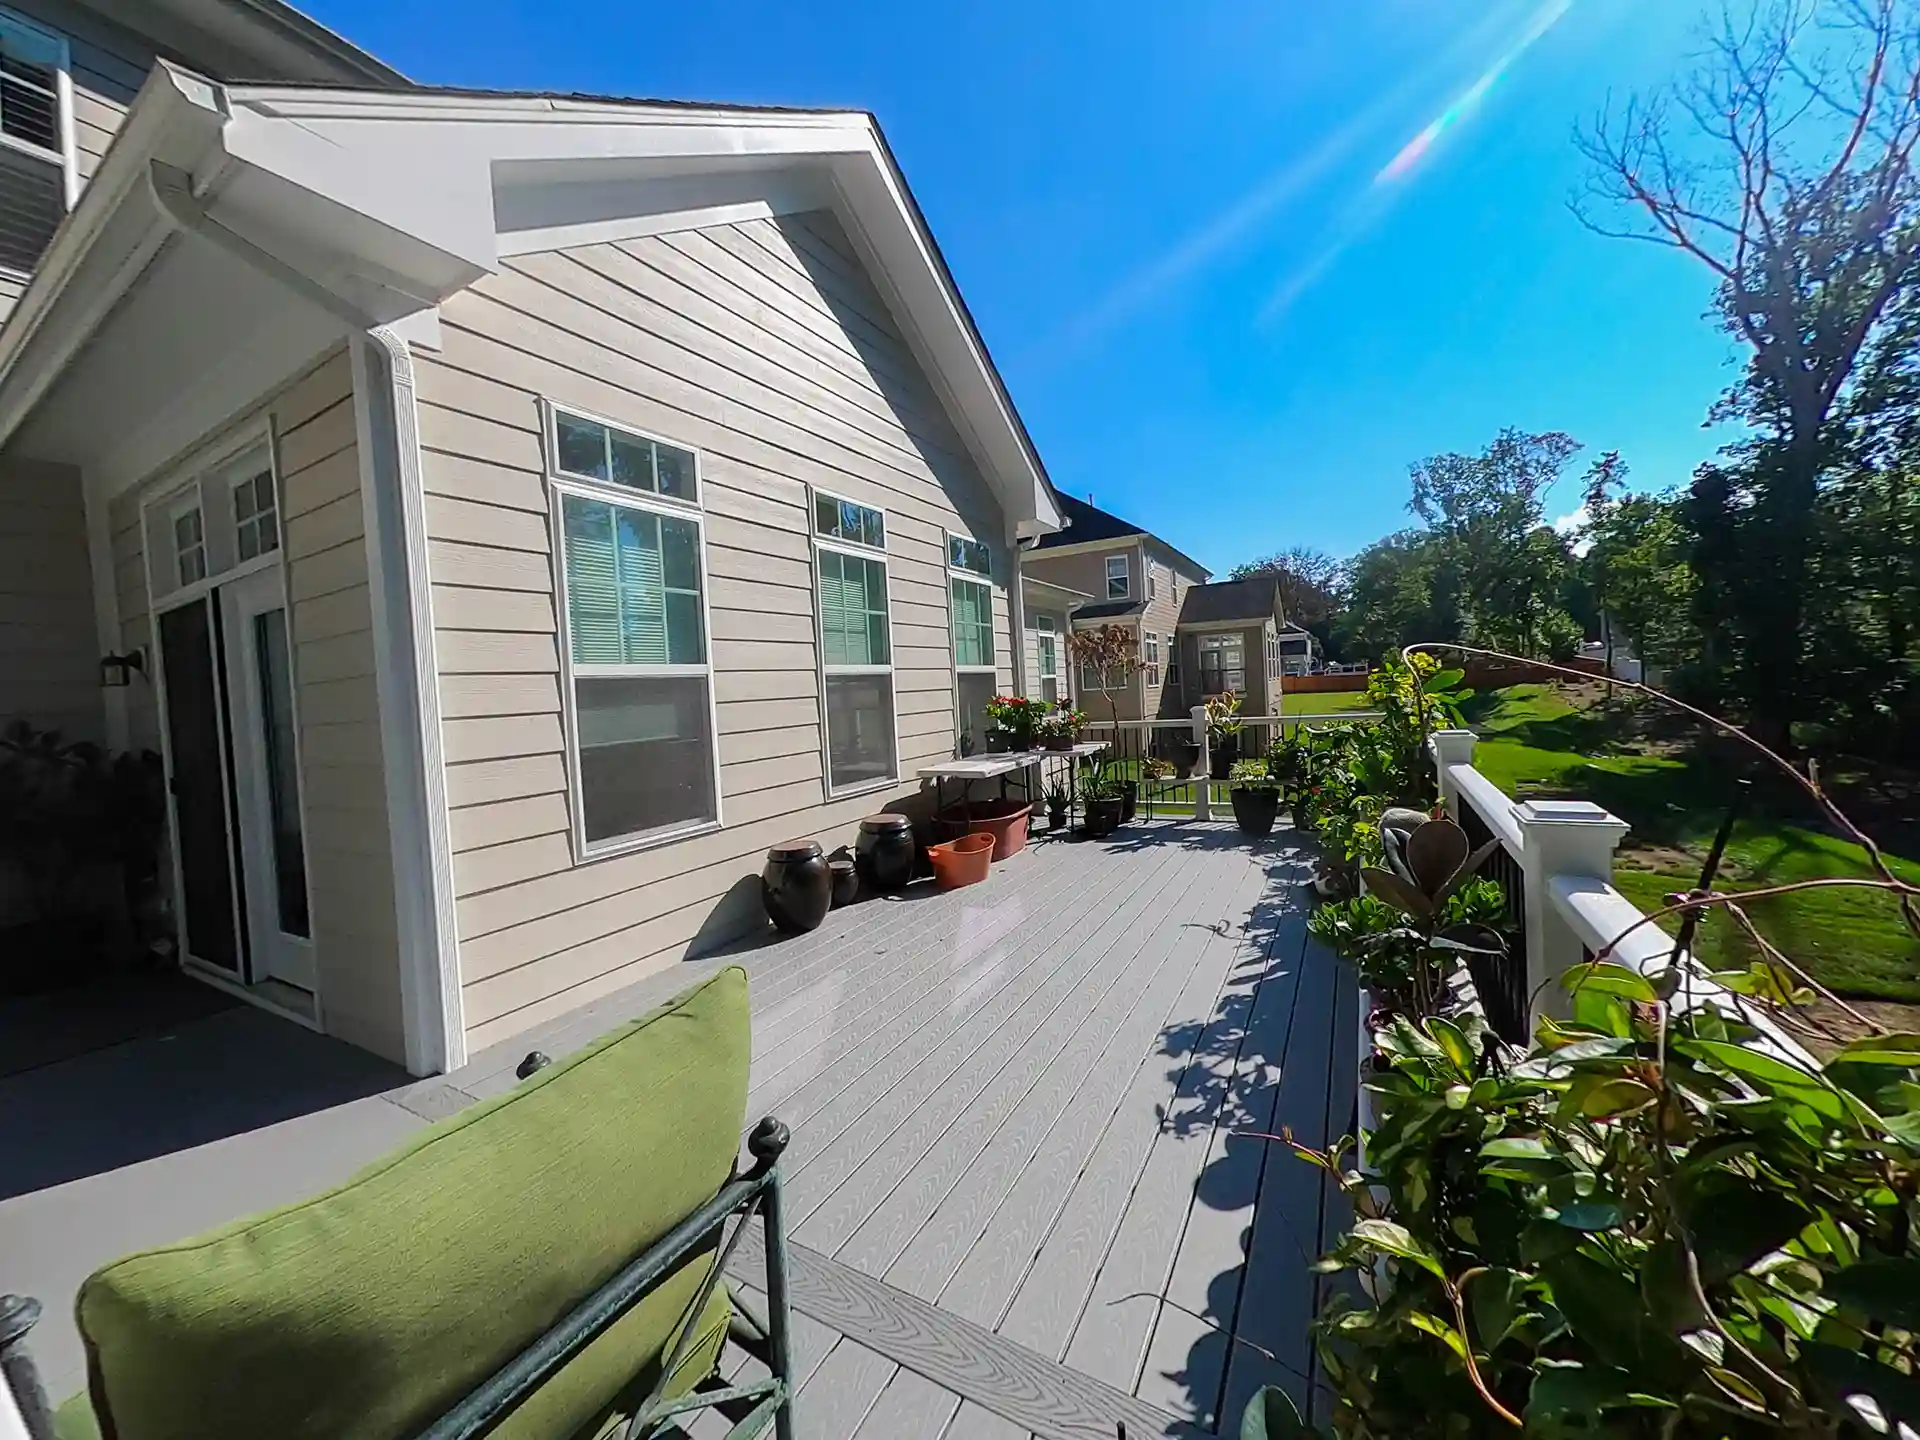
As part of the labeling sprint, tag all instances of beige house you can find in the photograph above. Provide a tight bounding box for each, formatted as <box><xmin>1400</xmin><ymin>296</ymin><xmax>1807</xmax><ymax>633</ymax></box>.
<box><xmin>0</xmin><ymin>4</ymin><xmax>1064</xmax><ymax>1072</ymax></box>
<box><xmin>1167</xmin><ymin>575</ymin><xmax>1291</xmax><ymax>717</ymax></box>
<box><xmin>1021</xmin><ymin>493</ymin><xmax>1210</xmax><ymax>722</ymax></box>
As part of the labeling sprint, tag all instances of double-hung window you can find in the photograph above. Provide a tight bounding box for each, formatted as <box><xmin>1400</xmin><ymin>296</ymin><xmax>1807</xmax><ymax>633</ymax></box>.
<box><xmin>815</xmin><ymin>492</ymin><xmax>897</xmax><ymax>793</ymax></box>
<box><xmin>1143</xmin><ymin>631</ymin><xmax>1160</xmax><ymax>686</ymax></box>
<box><xmin>0</xmin><ymin>10</ymin><xmax>71</xmax><ymax>278</ymax></box>
<box><xmin>1200</xmin><ymin>633</ymin><xmax>1246</xmax><ymax>696</ymax></box>
<box><xmin>947</xmin><ymin>531</ymin><xmax>996</xmax><ymax>750</ymax></box>
<box><xmin>549</xmin><ymin>405</ymin><xmax>719</xmax><ymax>855</ymax></box>
<box><xmin>1034</xmin><ymin>615</ymin><xmax>1059</xmax><ymax>704</ymax></box>
<box><xmin>1105</xmin><ymin>553</ymin><xmax>1129</xmax><ymax>600</ymax></box>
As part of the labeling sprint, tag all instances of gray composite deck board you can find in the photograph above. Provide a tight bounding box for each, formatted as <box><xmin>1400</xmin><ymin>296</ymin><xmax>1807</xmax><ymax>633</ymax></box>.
<box><xmin>10</xmin><ymin>822</ymin><xmax>1350</xmax><ymax>1439</ymax></box>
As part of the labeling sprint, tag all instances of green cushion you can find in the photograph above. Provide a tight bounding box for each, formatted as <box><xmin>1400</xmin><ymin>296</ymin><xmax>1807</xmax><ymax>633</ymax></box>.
<box><xmin>67</xmin><ymin>966</ymin><xmax>751</xmax><ymax>1440</ymax></box>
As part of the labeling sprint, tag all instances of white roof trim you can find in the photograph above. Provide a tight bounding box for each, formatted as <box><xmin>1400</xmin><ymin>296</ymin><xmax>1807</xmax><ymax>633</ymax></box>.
<box><xmin>0</xmin><ymin>70</ymin><xmax>1062</xmax><ymax>532</ymax></box>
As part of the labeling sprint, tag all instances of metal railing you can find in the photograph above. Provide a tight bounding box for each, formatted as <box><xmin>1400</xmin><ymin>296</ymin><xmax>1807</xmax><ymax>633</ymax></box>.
<box><xmin>1083</xmin><ymin>711</ymin><xmax>1386</xmax><ymax>818</ymax></box>
<box><xmin>1451</xmin><ymin>788</ymin><xmax>1531</xmax><ymax>1042</ymax></box>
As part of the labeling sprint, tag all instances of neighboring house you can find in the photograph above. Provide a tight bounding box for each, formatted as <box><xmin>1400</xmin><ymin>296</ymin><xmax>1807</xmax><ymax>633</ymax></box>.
<box><xmin>1168</xmin><ymin>575</ymin><xmax>1290</xmax><ymax>716</ymax></box>
<box><xmin>0</xmin><ymin>16</ymin><xmax>1064</xmax><ymax>1073</ymax></box>
<box><xmin>1275</xmin><ymin>621</ymin><xmax>1321</xmax><ymax>676</ymax></box>
<box><xmin>1021</xmin><ymin>493</ymin><xmax>1209</xmax><ymax>721</ymax></box>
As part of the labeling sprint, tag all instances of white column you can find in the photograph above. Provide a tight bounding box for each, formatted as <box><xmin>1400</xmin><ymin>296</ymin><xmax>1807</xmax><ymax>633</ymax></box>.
<box><xmin>1428</xmin><ymin>729</ymin><xmax>1478</xmax><ymax>818</ymax></box>
<box><xmin>1515</xmin><ymin>800</ymin><xmax>1630</xmax><ymax>1025</ymax></box>
<box><xmin>1191</xmin><ymin>704</ymin><xmax>1212</xmax><ymax>821</ymax></box>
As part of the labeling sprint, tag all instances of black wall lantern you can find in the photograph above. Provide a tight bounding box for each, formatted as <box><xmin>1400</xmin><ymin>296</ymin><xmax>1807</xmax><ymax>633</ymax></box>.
<box><xmin>99</xmin><ymin>649</ymin><xmax>146</xmax><ymax>689</ymax></box>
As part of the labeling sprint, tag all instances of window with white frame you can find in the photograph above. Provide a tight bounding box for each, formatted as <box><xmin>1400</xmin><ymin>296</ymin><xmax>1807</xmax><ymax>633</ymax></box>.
<box><xmin>1105</xmin><ymin>553</ymin><xmax>1129</xmax><ymax>600</ymax></box>
<box><xmin>231</xmin><ymin>466</ymin><xmax>279</xmax><ymax>562</ymax></box>
<box><xmin>1143</xmin><ymin>631</ymin><xmax>1160</xmax><ymax>686</ymax></box>
<box><xmin>1148</xmin><ymin>564</ymin><xmax>1159</xmax><ymax>602</ymax></box>
<box><xmin>170</xmin><ymin>499</ymin><xmax>206</xmax><ymax>589</ymax></box>
<box><xmin>1035</xmin><ymin>615</ymin><xmax>1059</xmax><ymax>704</ymax></box>
<box><xmin>948</xmin><ymin>529</ymin><xmax>995</xmax><ymax>748</ymax></box>
<box><xmin>1200</xmin><ymin>633</ymin><xmax>1245</xmax><ymax>695</ymax></box>
<box><xmin>551</xmin><ymin>407</ymin><xmax>718</xmax><ymax>853</ymax></box>
<box><xmin>815</xmin><ymin>493</ymin><xmax>896</xmax><ymax>792</ymax></box>
<box><xmin>0</xmin><ymin>10</ymin><xmax>70</xmax><ymax>278</ymax></box>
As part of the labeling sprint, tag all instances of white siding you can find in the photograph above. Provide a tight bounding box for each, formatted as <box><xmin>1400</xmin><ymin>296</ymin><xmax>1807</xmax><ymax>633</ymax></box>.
<box><xmin>416</xmin><ymin>208</ymin><xmax>1018</xmax><ymax>1051</ymax></box>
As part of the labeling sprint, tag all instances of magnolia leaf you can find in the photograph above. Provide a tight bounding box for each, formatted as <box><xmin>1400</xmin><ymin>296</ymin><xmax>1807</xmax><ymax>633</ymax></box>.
<box><xmin>1825</xmin><ymin>1258</ymin><xmax>1920</xmax><ymax>1330</ymax></box>
<box><xmin>1360</xmin><ymin>867</ymin><xmax>1433</xmax><ymax>919</ymax></box>
<box><xmin>1567</xmin><ymin>1076</ymin><xmax>1657</xmax><ymax>1120</ymax></box>
<box><xmin>1829</xmin><ymin>1032</ymin><xmax>1920</xmax><ymax>1069</ymax></box>
<box><xmin>1468</xmin><ymin>1268</ymin><xmax>1526</xmax><ymax>1350</ymax></box>
<box><xmin>1407</xmin><ymin>1310</ymin><xmax>1472</xmax><ymax>1362</ymax></box>
<box><xmin>1481</xmin><ymin>1137</ymin><xmax>1553</xmax><ymax>1160</ymax></box>
<box><xmin>1563</xmin><ymin>962</ymin><xmax>1658</xmax><ymax>1004</ymax></box>
<box><xmin>1706</xmin><ymin>1367</ymin><xmax>1769</xmax><ymax>1413</ymax></box>
<box><xmin>1405</xmin><ymin>819</ymin><xmax>1470</xmax><ymax>894</ymax></box>
<box><xmin>1350</xmin><ymin>1218</ymin><xmax>1447</xmax><ymax>1279</ymax></box>
<box><xmin>1240</xmin><ymin>1385</ymin><xmax>1318</xmax><ymax>1440</ymax></box>
<box><xmin>1551</xmin><ymin>1199</ymin><xmax>1625</xmax><ymax>1231</ymax></box>
<box><xmin>1425</xmin><ymin>1016</ymin><xmax>1475</xmax><ymax>1073</ymax></box>
<box><xmin>1429</xmin><ymin>667</ymin><xmax>1466</xmax><ymax>691</ymax></box>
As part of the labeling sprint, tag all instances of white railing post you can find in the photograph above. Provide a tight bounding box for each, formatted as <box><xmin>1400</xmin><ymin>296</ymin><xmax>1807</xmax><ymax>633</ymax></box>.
<box><xmin>1428</xmin><ymin>729</ymin><xmax>1477</xmax><ymax>819</ymax></box>
<box><xmin>1191</xmin><ymin>704</ymin><xmax>1212</xmax><ymax>821</ymax></box>
<box><xmin>1514</xmin><ymin>801</ymin><xmax>1630</xmax><ymax>1025</ymax></box>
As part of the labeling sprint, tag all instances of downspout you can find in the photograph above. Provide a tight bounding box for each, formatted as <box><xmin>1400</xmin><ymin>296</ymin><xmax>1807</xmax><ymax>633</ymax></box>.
<box><xmin>1008</xmin><ymin>529</ymin><xmax>1029</xmax><ymax>699</ymax></box>
<box><xmin>354</xmin><ymin>332</ymin><xmax>465</xmax><ymax>1076</ymax></box>
<box><xmin>149</xmin><ymin>159</ymin><xmax>464</xmax><ymax>1074</ymax></box>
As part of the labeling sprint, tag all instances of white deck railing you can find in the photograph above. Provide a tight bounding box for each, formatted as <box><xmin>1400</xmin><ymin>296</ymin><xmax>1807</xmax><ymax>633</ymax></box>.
<box><xmin>1427</xmin><ymin>728</ymin><xmax>1815</xmax><ymax>1063</ymax></box>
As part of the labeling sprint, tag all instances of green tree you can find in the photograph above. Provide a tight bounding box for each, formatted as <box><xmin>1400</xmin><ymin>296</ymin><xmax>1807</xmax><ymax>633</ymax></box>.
<box><xmin>1407</xmin><ymin>428</ymin><xmax>1584</xmax><ymax>657</ymax></box>
<box><xmin>1579</xmin><ymin>0</ymin><xmax>1920</xmax><ymax>743</ymax></box>
<box><xmin>1334</xmin><ymin>530</ymin><xmax>1463</xmax><ymax>664</ymax></box>
<box><xmin>1582</xmin><ymin>488</ymin><xmax>1698</xmax><ymax>673</ymax></box>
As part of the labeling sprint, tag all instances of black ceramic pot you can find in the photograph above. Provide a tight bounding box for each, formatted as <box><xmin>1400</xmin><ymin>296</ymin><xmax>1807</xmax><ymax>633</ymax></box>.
<box><xmin>855</xmin><ymin>813</ymin><xmax>916</xmax><ymax>892</ymax></box>
<box><xmin>763</xmin><ymin>839</ymin><xmax>832</xmax><ymax>934</ymax></box>
<box><xmin>1047</xmin><ymin>806</ymin><xmax>1068</xmax><ymax>831</ymax></box>
<box><xmin>1230</xmin><ymin>786</ymin><xmax>1280</xmax><ymax>837</ymax></box>
<box><xmin>1082</xmin><ymin>796</ymin><xmax>1124</xmax><ymax>838</ymax></box>
<box><xmin>829</xmin><ymin>857</ymin><xmax>859</xmax><ymax>908</ymax></box>
<box><xmin>1211</xmin><ymin>733</ymin><xmax>1240</xmax><ymax>771</ymax></box>
<box><xmin>1120</xmin><ymin>780</ymin><xmax>1138</xmax><ymax>824</ymax></box>
<box><xmin>984</xmin><ymin>728</ymin><xmax>1010</xmax><ymax>753</ymax></box>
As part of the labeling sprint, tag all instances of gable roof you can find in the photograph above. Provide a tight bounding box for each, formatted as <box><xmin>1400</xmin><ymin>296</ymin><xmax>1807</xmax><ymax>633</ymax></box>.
<box><xmin>0</xmin><ymin>70</ymin><xmax>1063</xmax><ymax>533</ymax></box>
<box><xmin>1070</xmin><ymin>599</ymin><xmax>1148</xmax><ymax>622</ymax></box>
<box><xmin>1034</xmin><ymin>494</ymin><xmax>1208</xmax><ymax>576</ymax></box>
<box><xmin>1177</xmin><ymin>576</ymin><xmax>1283</xmax><ymax>627</ymax></box>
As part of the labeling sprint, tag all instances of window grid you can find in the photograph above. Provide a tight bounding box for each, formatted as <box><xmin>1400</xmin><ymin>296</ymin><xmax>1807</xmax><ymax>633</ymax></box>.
<box><xmin>0</xmin><ymin>13</ymin><xmax>69</xmax><ymax>277</ymax></box>
<box><xmin>232</xmin><ymin>471</ymin><xmax>279</xmax><ymax>563</ymax></box>
<box><xmin>1143</xmin><ymin>630</ymin><xmax>1160</xmax><ymax>686</ymax></box>
<box><xmin>1200</xmin><ymin>633</ymin><xmax>1246</xmax><ymax>696</ymax></box>
<box><xmin>173</xmin><ymin>507</ymin><xmax>206</xmax><ymax>588</ymax></box>
<box><xmin>549</xmin><ymin>411</ymin><xmax>721</xmax><ymax>857</ymax></box>
<box><xmin>951</xmin><ymin>576</ymin><xmax>994</xmax><ymax>671</ymax></box>
<box><xmin>814</xmin><ymin>491</ymin><xmax>897</xmax><ymax>796</ymax></box>
<box><xmin>1105</xmin><ymin>553</ymin><xmax>1129</xmax><ymax>600</ymax></box>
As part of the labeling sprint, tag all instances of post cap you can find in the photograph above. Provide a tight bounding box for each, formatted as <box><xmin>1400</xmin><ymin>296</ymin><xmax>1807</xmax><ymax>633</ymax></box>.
<box><xmin>1515</xmin><ymin>799</ymin><xmax>1629</xmax><ymax>830</ymax></box>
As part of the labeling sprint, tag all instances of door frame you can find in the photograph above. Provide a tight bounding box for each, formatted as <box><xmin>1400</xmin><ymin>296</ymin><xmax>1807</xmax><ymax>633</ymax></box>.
<box><xmin>140</xmin><ymin>419</ymin><xmax>322</xmax><ymax>1020</ymax></box>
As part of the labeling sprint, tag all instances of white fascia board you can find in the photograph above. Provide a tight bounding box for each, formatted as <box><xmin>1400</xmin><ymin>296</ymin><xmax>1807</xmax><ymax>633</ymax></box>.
<box><xmin>1026</xmin><ymin>535</ymin><xmax>1147</xmax><ymax>562</ymax></box>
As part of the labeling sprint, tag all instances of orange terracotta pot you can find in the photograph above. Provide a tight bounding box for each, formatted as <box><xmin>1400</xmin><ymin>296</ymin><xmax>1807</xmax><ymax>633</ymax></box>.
<box><xmin>927</xmin><ymin>832</ymin><xmax>995</xmax><ymax>889</ymax></box>
<box><xmin>940</xmin><ymin>798</ymin><xmax>1030</xmax><ymax>861</ymax></box>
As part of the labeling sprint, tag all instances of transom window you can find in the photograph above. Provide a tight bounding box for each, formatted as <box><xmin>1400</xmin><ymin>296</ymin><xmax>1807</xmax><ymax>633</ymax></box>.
<box><xmin>813</xmin><ymin>490</ymin><xmax>896</xmax><ymax>794</ymax></box>
<box><xmin>1200</xmin><ymin>633</ymin><xmax>1246</xmax><ymax>696</ymax></box>
<box><xmin>815</xmin><ymin>493</ymin><xmax>886</xmax><ymax>550</ymax></box>
<box><xmin>0</xmin><ymin>12</ymin><xmax>71</xmax><ymax>277</ymax></box>
<box><xmin>948</xmin><ymin>534</ymin><xmax>991</xmax><ymax>577</ymax></box>
<box><xmin>172</xmin><ymin>505</ymin><xmax>206</xmax><ymax>588</ymax></box>
<box><xmin>231</xmin><ymin>470</ymin><xmax>279</xmax><ymax>562</ymax></box>
<box><xmin>553</xmin><ymin>408</ymin><xmax>697</xmax><ymax>503</ymax></box>
<box><xmin>1105</xmin><ymin>553</ymin><xmax>1130</xmax><ymax>600</ymax></box>
<box><xmin>550</xmin><ymin>408</ymin><xmax>718</xmax><ymax>855</ymax></box>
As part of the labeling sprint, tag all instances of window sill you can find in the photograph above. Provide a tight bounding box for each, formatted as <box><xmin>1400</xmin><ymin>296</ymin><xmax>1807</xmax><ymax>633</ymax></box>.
<box><xmin>826</xmin><ymin>775</ymin><xmax>900</xmax><ymax>803</ymax></box>
<box><xmin>576</xmin><ymin>817</ymin><xmax>724</xmax><ymax>865</ymax></box>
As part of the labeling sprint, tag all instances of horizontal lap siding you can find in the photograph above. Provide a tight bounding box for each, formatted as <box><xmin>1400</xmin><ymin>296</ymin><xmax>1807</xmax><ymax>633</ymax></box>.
<box><xmin>0</xmin><ymin>0</ymin><xmax>151</xmax><ymax>324</ymax></box>
<box><xmin>276</xmin><ymin>350</ymin><xmax>407</xmax><ymax>1064</ymax></box>
<box><xmin>420</xmin><ymin>208</ymin><xmax>1014</xmax><ymax>1051</ymax></box>
<box><xmin>0</xmin><ymin>455</ymin><xmax>96</xmax><ymax>738</ymax></box>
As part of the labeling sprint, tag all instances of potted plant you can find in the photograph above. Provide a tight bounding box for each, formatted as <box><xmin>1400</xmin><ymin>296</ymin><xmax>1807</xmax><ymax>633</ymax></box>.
<box><xmin>983</xmin><ymin>694</ymin><xmax>1048</xmax><ymax>753</ymax></box>
<box><xmin>1226</xmin><ymin>757</ymin><xmax>1282</xmax><ymax>837</ymax></box>
<box><xmin>1205</xmin><ymin>690</ymin><xmax>1243</xmax><ymax>771</ymax></box>
<box><xmin>1038</xmin><ymin>705</ymin><xmax>1085</xmax><ymax>751</ymax></box>
<box><xmin>1078</xmin><ymin>762</ymin><xmax>1126</xmax><ymax>838</ymax></box>
<box><xmin>1044</xmin><ymin>781</ymin><xmax>1071</xmax><ymax>831</ymax></box>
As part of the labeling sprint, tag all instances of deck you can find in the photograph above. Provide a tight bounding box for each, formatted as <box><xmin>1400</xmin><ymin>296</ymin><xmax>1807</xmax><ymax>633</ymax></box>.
<box><xmin>0</xmin><ymin>821</ymin><xmax>1356</xmax><ymax>1439</ymax></box>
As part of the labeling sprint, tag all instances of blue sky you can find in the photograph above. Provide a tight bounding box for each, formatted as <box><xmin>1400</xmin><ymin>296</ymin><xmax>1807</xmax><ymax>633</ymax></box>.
<box><xmin>308</xmin><ymin>0</ymin><xmax>1740</xmax><ymax>573</ymax></box>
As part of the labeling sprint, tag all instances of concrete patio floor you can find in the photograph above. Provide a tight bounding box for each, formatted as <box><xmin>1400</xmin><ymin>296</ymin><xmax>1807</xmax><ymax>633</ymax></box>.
<box><xmin>0</xmin><ymin>821</ymin><xmax>1356</xmax><ymax>1439</ymax></box>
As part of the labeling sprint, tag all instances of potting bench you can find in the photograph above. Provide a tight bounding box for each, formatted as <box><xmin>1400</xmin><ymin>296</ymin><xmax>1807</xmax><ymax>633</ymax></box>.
<box><xmin>915</xmin><ymin>741</ymin><xmax>1107</xmax><ymax>821</ymax></box>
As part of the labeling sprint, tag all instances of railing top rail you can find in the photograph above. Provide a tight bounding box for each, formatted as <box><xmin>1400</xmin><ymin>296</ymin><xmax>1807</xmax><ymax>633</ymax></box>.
<box><xmin>1548</xmin><ymin>874</ymin><xmax>1816</xmax><ymax>1067</ymax></box>
<box><xmin>1083</xmin><ymin>712</ymin><xmax>1386</xmax><ymax>730</ymax></box>
<box><xmin>1449</xmin><ymin>762</ymin><xmax>1523</xmax><ymax>851</ymax></box>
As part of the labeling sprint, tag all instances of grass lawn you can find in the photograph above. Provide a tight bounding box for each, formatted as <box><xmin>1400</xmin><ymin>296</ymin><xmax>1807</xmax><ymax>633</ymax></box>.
<box><xmin>1281</xmin><ymin>689</ymin><xmax>1374</xmax><ymax>716</ymax></box>
<box><xmin>1467</xmin><ymin>684</ymin><xmax>1920</xmax><ymax>1002</ymax></box>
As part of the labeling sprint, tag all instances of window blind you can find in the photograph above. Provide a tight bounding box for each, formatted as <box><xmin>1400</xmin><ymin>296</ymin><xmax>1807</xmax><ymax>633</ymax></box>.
<box><xmin>564</xmin><ymin>494</ymin><xmax>703</xmax><ymax>667</ymax></box>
